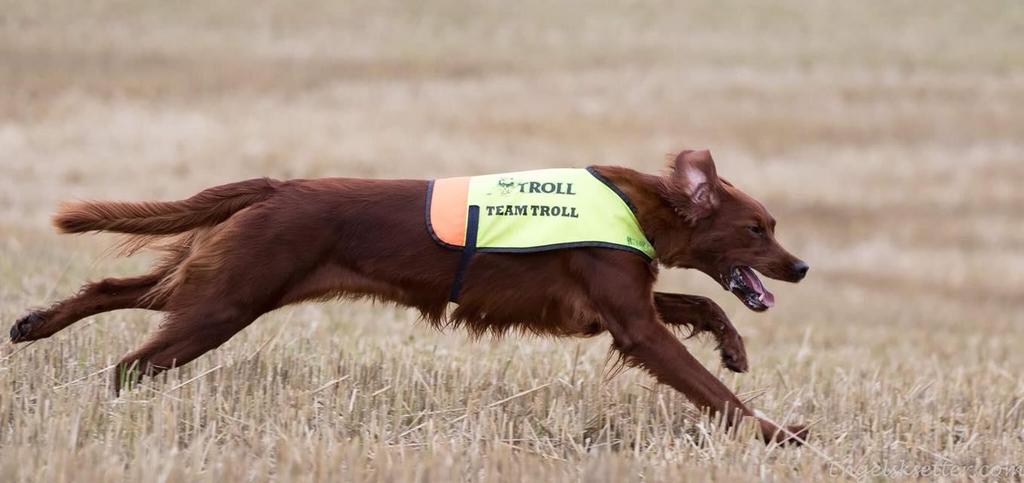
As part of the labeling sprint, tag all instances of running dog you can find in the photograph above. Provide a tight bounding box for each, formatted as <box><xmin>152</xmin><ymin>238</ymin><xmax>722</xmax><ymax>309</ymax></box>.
<box><xmin>11</xmin><ymin>149</ymin><xmax>809</xmax><ymax>444</ymax></box>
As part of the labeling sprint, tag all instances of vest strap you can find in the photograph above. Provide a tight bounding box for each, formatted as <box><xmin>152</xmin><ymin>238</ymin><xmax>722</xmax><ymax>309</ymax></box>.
<box><xmin>448</xmin><ymin>205</ymin><xmax>480</xmax><ymax>302</ymax></box>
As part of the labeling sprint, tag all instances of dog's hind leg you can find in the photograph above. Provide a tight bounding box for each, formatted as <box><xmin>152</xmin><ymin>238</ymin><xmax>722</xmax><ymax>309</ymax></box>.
<box><xmin>110</xmin><ymin>232</ymin><xmax>296</xmax><ymax>393</ymax></box>
<box><xmin>111</xmin><ymin>305</ymin><xmax>256</xmax><ymax>394</ymax></box>
<box><xmin>10</xmin><ymin>272</ymin><xmax>171</xmax><ymax>343</ymax></box>
<box><xmin>654</xmin><ymin>292</ymin><xmax>748</xmax><ymax>373</ymax></box>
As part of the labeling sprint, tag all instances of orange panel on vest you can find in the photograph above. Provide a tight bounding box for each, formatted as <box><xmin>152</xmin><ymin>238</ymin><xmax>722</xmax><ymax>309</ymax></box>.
<box><xmin>428</xmin><ymin>176</ymin><xmax>470</xmax><ymax>246</ymax></box>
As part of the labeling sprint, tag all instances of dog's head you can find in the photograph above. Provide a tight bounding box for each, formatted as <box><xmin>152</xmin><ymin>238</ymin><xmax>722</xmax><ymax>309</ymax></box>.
<box><xmin>656</xmin><ymin>149</ymin><xmax>808</xmax><ymax>311</ymax></box>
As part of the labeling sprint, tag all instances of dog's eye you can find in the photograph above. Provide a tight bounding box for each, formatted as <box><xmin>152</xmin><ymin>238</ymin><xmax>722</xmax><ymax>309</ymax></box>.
<box><xmin>747</xmin><ymin>225</ymin><xmax>765</xmax><ymax>236</ymax></box>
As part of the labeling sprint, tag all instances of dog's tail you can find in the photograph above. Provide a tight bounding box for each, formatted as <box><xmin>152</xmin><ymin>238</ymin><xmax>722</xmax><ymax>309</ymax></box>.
<box><xmin>53</xmin><ymin>178</ymin><xmax>280</xmax><ymax>235</ymax></box>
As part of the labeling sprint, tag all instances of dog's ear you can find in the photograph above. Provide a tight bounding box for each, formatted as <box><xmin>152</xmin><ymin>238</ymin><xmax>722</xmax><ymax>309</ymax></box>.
<box><xmin>667</xmin><ymin>149</ymin><xmax>720</xmax><ymax>223</ymax></box>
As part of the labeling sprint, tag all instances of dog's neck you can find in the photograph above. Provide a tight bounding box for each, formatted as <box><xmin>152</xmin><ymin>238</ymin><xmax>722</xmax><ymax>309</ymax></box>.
<box><xmin>591</xmin><ymin>165</ymin><xmax>695</xmax><ymax>266</ymax></box>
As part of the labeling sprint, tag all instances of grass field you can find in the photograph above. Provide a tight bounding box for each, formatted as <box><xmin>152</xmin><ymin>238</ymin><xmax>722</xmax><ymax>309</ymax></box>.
<box><xmin>2</xmin><ymin>1</ymin><xmax>1024</xmax><ymax>481</ymax></box>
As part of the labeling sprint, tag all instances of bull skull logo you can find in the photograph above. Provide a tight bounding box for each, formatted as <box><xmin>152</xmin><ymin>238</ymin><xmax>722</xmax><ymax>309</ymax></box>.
<box><xmin>496</xmin><ymin>178</ymin><xmax>516</xmax><ymax>195</ymax></box>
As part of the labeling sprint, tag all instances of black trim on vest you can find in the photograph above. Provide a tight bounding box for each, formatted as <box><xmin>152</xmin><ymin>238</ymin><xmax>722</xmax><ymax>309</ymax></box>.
<box><xmin>448</xmin><ymin>205</ymin><xmax>480</xmax><ymax>302</ymax></box>
<box><xmin>474</xmin><ymin>242</ymin><xmax>651</xmax><ymax>260</ymax></box>
<box><xmin>584</xmin><ymin>166</ymin><xmax>641</xmax><ymax>216</ymax></box>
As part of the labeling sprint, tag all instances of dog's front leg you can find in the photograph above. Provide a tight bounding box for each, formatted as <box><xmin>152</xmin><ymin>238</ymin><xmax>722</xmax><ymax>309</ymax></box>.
<box><xmin>602</xmin><ymin>308</ymin><xmax>805</xmax><ymax>444</ymax></box>
<box><xmin>579</xmin><ymin>252</ymin><xmax>804</xmax><ymax>444</ymax></box>
<box><xmin>653</xmin><ymin>292</ymin><xmax>747</xmax><ymax>373</ymax></box>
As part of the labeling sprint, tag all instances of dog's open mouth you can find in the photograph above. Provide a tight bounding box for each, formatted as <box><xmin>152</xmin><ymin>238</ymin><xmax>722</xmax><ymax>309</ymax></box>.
<box><xmin>723</xmin><ymin>266</ymin><xmax>775</xmax><ymax>312</ymax></box>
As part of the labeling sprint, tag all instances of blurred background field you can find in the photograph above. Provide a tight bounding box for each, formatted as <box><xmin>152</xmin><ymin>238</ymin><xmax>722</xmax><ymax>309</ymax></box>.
<box><xmin>1</xmin><ymin>0</ymin><xmax>1023</xmax><ymax>481</ymax></box>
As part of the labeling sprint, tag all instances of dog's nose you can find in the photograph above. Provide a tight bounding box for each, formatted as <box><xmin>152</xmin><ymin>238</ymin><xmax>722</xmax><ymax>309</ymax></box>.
<box><xmin>793</xmin><ymin>260</ymin><xmax>810</xmax><ymax>281</ymax></box>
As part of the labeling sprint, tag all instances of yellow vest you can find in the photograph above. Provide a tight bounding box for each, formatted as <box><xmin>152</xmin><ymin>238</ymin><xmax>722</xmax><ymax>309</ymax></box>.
<box><xmin>427</xmin><ymin>167</ymin><xmax>655</xmax><ymax>259</ymax></box>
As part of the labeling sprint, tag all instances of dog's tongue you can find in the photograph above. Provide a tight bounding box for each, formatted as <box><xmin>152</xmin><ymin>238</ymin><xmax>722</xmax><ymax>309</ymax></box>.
<box><xmin>739</xmin><ymin>266</ymin><xmax>775</xmax><ymax>308</ymax></box>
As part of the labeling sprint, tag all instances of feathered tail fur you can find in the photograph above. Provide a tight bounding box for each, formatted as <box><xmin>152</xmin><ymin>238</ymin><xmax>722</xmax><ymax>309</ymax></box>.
<box><xmin>53</xmin><ymin>178</ymin><xmax>279</xmax><ymax>236</ymax></box>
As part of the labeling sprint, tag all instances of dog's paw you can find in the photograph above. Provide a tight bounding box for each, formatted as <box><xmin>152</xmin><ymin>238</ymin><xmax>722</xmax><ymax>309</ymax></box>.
<box><xmin>764</xmin><ymin>424</ymin><xmax>809</xmax><ymax>446</ymax></box>
<box><xmin>719</xmin><ymin>334</ymin><xmax>748</xmax><ymax>373</ymax></box>
<box><xmin>9</xmin><ymin>312</ymin><xmax>45</xmax><ymax>343</ymax></box>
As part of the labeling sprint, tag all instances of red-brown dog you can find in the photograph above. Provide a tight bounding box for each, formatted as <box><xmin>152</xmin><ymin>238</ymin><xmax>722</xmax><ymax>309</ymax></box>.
<box><xmin>11</xmin><ymin>149</ymin><xmax>809</xmax><ymax>444</ymax></box>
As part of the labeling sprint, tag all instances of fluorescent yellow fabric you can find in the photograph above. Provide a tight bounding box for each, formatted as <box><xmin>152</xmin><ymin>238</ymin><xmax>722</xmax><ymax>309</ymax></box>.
<box><xmin>428</xmin><ymin>168</ymin><xmax>655</xmax><ymax>259</ymax></box>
